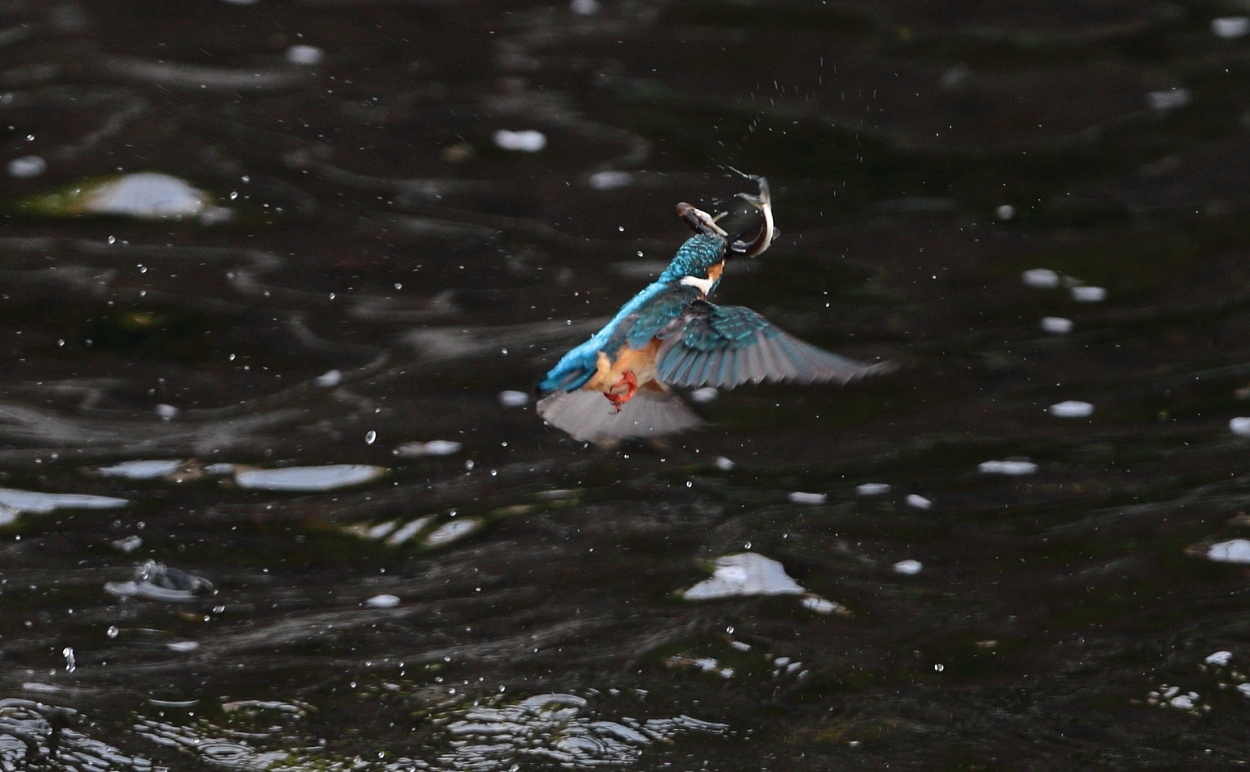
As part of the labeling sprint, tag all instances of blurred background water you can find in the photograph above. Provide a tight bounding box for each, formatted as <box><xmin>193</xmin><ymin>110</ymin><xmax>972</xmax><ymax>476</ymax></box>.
<box><xmin>3</xmin><ymin>0</ymin><xmax>1250</xmax><ymax>769</ymax></box>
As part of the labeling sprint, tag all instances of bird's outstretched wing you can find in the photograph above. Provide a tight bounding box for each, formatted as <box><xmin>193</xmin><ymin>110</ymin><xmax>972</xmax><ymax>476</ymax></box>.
<box><xmin>536</xmin><ymin>383</ymin><xmax>703</xmax><ymax>444</ymax></box>
<box><xmin>655</xmin><ymin>301</ymin><xmax>893</xmax><ymax>389</ymax></box>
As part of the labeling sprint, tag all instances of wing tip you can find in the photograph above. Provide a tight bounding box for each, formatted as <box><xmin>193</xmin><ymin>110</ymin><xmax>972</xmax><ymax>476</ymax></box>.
<box><xmin>839</xmin><ymin>357</ymin><xmax>900</xmax><ymax>384</ymax></box>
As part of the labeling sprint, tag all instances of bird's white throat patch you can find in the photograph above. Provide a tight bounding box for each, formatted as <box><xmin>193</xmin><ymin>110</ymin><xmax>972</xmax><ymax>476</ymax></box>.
<box><xmin>680</xmin><ymin>274</ymin><xmax>716</xmax><ymax>296</ymax></box>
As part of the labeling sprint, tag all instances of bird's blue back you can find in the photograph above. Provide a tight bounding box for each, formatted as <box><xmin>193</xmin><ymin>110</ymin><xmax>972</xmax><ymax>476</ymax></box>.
<box><xmin>537</xmin><ymin>232</ymin><xmax>725</xmax><ymax>394</ymax></box>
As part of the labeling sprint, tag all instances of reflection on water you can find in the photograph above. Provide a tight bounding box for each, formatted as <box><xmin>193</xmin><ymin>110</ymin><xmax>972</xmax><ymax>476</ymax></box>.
<box><xmin>432</xmin><ymin>693</ymin><xmax>728</xmax><ymax>770</ymax></box>
<box><xmin>129</xmin><ymin>692</ymin><xmax>728</xmax><ymax>771</ymax></box>
<box><xmin>3</xmin><ymin>0</ymin><xmax>1250</xmax><ymax>767</ymax></box>
<box><xmin>0</xmin><ymin>699</ymin><xmax>154</xmax><ymax>772</ymax></box>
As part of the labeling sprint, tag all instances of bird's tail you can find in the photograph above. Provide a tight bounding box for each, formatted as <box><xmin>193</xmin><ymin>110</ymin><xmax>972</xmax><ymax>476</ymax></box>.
<box><xmin>537</xmin><ymin>384</ymin><xmax>702</xmax><ymax>445</ymax></box>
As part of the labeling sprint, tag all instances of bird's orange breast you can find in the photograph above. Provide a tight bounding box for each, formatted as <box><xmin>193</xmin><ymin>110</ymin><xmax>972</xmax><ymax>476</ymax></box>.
<box><xmin>585</xmin><ymin>338</ymin><xmax>662</xmax><ymax>395</ymax></box>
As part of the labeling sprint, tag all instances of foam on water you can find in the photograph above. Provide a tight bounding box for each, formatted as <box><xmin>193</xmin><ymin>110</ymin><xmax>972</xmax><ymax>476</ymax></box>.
<box><xmin>1049</xmin><ymin>400</ymin><xmax>1094</xmax><ymax>418</ymax></box>
<box><xmin>234</xmin><ymin>464</ymin><xmax>386</xmax><ymax>491</ymax></box>
<box><xmin>493</xmin><ymin>129</ymin><xmax>546</xmax><ymax>152</ymax></box>
<box><xmin>0</xmin><ymin>487</ymin><xmax>128</xmax><ymax>513</ymax></box>
<box><xmin>978</xmin><ymin>459</ymin><xmax>1039</xmax><ymax>475</ymax></box>
<box><xmin>788</xmin><ymin>491</ymin><xmax>827</xmax><ymax>505</ymax></box>
<box><xmin>396</xmin><ymin>440</ymin><xmax>463</xmax><ymax>457</ymax></box>
<box><xmin>424</xmin><ymin>518</ymin><xmax>482</xmax><ymax>547</ymax></box>
<box><xmin>682</xmin><ymin>553</ymin><xmax>804</xmax><ymax>600</ymax></box>
<box><xmin>1206</xmin><ymin>539</ymin><xmax>1250</xmax><ymax>564</ymax></box>
<box><xmin>96</xmin><ymin>459</ymin><xmax>185</xmax><ymax>479</ymax></box>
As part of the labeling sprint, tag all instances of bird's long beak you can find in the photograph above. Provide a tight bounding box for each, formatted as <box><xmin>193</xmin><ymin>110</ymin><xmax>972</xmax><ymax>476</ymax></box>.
<box><xmin>731</xmin><ymin>176</ymin><xmax>777</xmax><ymax>258</ymax></box>
<box><xmin>676</xmin><ymin>202</ymin><xmax>730</xmax><ymax>237</ymax></box>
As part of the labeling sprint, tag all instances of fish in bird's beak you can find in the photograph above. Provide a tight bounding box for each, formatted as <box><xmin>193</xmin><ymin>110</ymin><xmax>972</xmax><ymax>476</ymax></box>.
<box><xmin>730</xmin><ymin>175</ymin><xmax>777</xmax><ymax>258</ymax></box>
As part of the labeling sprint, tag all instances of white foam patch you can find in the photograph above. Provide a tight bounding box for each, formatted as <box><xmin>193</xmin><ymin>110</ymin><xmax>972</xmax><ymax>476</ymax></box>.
<box><xmin>364</xmin><ymin>594</ymin><xmax>400</xmax><ymax>608</ymax></box>
<box><xmin>857</xmin><ymin>483</ymin><xmax>891</xmax><ymax>496</ymax></box>
<box><xmin>1049</xmin><ymin>400</ymin><xmax>1094</xmax><ymax>418</ymax></box>
<box><xmin>396</xmin><ymin>440</ymin><xmax>463</xmax><ymax>457</ymax></box>
<box><xmin>1041</xmin><ymin>316</ymin><xmax>1073</xmax><ymax>334</ymax></box>
<box><xmin>111</xmin><ymin>535</ymin><xmax>143</xmax><ymax>552</ymax></box>
<box><xmin>386</xmin><ymin>516</ymin><xmax>432</xmax><ymax>546</ymax></box>
<box><xmin>801</xmin><ymin>594</ymin><xmax>848</xmax><ymax>615</ymax></box>
<box><xmin>788</xmin><ymin>491</ymin><xmax>827</xmax><ymax>505</ymax></box>
<box><xmin>498</xmin><ymin>389</ymin><xmax>530</xmax><ymax>407</ymax></box>
<box><xmin>96</xmin><ymin>459</ymin><xmax>184</xmax><ymax>479</ymax></box>
<box><xmin>493</xmin><ymin>129</ymin><xmax>546</xmax><ymax>152</ymax></box>
<box><xmin>234</xmin><ymin>464</ymin><xmax>385</xmax><ymax>491</ymax></box>
<box><xmin>1205</xmin><ymin>650</ymin><xmax>1233</xmax><ymax>666</ymax></box>
<box><xmin>104</xmin><ymin>561</ymin><xmax>213</xmax><ymax>602</ymax></box>
<box><xmin>349</xmin><ymin>521</ymin><xmax>393</xmax><ymax>540</ymax></box>
<box><xmin>906</xmin><ymin>494</ymin><xmax>932</xmax><ymax>509</ymax></box>
<box><xmin>8</xmin><ymin>155</ymin><xmax>46</xmax><ymax>178</ymax></box>
<box><xmin>1213</xmin><ymin>16</ymin><xmax>1250</xmax><ymax>38</ymax></box>
<box><xmin>689</xmin><ymin>387</ymin><xmax>718</xmax><ymax>403</ymax></box>
<box><xmin>0</xmin><ymin>487</ymin><xmax>128</xmax><ymax>513</ymax></box>
<box><xmin>1147</xmin><ymin>88</ymin><xmax>1191</xmax><ymax>111</ymax></box>
<box><xmin>1230</xmin><ymin>417</ymin><xmax>1250</xmax><ymax>437</ymax></box>
<box><xmin>285</xmin><ymin>44</ymin><xmax>324</xmax><ymax>66</ymax></box>
<box><xmin>1022</xmin><ymin>268</ymin><xmax>1060</xmax><ymax>288</ymax></box>
<box><xmin>893</xmin><ymin>559</ymin><xmax>923</xmax><ymax>575</ymax></box>
<box><xmin>314</xmin><ymin>369</ymin><xmax>342</xmax><ymax>387</ymax></box>
<box><xmin>978</xmin><ymin>459</ymin><xmax>1038</xmax><ymax>475</ymax></box>
<box><xmin>424</xmin><ymin>518</ymin><xmax>481</xmax><ymax>547</ymax></box>
<box><xmin>588</xmin><ymin>170</ymin><xmax>632</xmax><ymax>190</ymax></box>
<box><xmin>1071</xmin><ymin>285</ymin><xmax>1106</xmax><ymax>302</ymax></box>
<box><xmin>82</xmin><ymin>172</ymin><xmax>212</xmax><ymax>218</ymax></box>
<box><xmin>1207</xmin><ymin>539</ymin><xmax>1250</xmax><ymax>564</ymax></box>
<box><xmin>682</xmin><ymin>553</ymin><xmax>805</xmax><ymax>600</ymax></box>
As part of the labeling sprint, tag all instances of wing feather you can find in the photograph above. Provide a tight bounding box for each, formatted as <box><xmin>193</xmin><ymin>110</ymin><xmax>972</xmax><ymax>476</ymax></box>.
<box><xmin>655</xmin><ymin>301</ymin><xmax>893</xmax><ymax>389</ymax></box>
<box><xmin>669</xmin><ymin>348</ymin><xmax>697</xmax><ymax>385</ymax></box>
<box><xmin>716</xmin><ymin>348</ymin><xmax>735</xmax><ymax>388</ymax></box>
<box><xmin>741</xmin><ymin>342</ymin><xmax>765</xmax><ymax>384</ymax></box>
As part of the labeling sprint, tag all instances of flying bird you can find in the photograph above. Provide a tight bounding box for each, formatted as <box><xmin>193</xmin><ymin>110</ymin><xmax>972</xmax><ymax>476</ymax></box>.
<box><xmin>536</xmin><ymin>176</ymin><xmax>892</xmax><ymax>444</ymax></box>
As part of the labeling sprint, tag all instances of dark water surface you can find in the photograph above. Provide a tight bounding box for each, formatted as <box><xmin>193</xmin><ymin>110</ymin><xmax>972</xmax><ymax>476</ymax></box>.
<box><xmin>3</xmin><ymin>0</ymin><xmax>1250</xmax><ymax>769</ymax></box>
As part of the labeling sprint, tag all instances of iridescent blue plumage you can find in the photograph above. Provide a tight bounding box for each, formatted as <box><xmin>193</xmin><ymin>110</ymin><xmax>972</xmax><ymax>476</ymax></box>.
<box><xmin>536</xmin><ymin>177</ymin><xmax>893</xmax><ymax>444</ymax></box>
<box><xmin>534</xmin><ymin>232</ymin><xmax>725</xmax><ymax>394</ymax></box>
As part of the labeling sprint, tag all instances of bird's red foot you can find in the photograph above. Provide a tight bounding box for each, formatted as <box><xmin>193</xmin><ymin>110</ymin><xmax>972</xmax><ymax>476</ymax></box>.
<box><xmin>605</xmin><ymin>371</ymin><xmax>638</xmax><ymax>413</ymax></box>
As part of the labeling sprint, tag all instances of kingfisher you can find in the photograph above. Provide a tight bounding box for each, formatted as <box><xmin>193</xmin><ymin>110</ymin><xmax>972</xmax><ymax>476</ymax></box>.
<box><xmin>536</xmin><ymin>175</ymin><xmax>893</xmax><ymax>444</ymax></box>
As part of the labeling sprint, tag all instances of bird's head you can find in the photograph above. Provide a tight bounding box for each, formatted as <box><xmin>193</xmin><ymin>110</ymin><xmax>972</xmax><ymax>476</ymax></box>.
<box><xmin>657</xmin><ymin>176</ymin><xmax>776</xmax><ymax>293</ymax></box>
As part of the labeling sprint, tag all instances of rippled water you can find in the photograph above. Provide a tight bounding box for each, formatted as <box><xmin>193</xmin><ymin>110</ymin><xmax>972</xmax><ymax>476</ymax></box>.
<box><xmin>4</xmin><ymin>0</ymin><xmax>1250</xmax><ymax>769</ymax></box>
